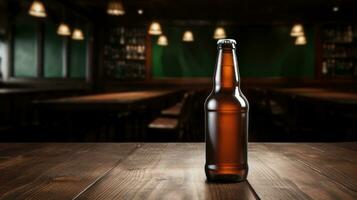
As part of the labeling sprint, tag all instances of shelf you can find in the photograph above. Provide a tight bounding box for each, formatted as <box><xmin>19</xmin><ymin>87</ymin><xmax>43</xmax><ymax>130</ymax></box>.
<box><xmin>125</xmin><ymin>58</ymin><xmax>146</xmax><ymax>61</ymax></box>
<box><xmin>103</xmin><ymin>26</ymin><xmax>148</xmax><ymax>80</ymax></box>
<box><xmin>323</xmin><ymin>42</ymin><xmax>357</xmax><ymax>46</ymax></box>
<box><xmin>323</xmin><ymin>57</ymin><xmax>357</xmax><ymax>60</ymax></box>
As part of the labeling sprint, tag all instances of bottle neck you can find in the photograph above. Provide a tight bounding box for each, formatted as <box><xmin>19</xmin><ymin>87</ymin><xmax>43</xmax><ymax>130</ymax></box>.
<box><xmin>214</xmin><ymin>48</ymin><xmax>240</xmax><ymax>93</ymax></box>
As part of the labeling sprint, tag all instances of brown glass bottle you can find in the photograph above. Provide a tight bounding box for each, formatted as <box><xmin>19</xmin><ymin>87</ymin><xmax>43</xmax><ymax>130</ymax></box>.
<box><xmin>205</xmin><ymin>39</ymin><xmax>249</xmax><ymax>182</ymax></box>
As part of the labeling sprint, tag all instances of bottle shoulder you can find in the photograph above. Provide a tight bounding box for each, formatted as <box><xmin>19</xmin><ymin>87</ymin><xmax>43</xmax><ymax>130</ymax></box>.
<box><xmin>205</xmin><ymin>91</ymin><xmax>249</xmax><ymax>112</ymax></box>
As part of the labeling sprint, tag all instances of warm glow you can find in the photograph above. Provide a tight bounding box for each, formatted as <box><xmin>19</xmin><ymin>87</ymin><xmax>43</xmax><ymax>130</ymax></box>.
<box><xmin>28</xmin><ymin>0</ymin><xmax>47</xmax><ymax>18</ymax></box>
<box><xmin>290</xmin><ymin>24</ymin><xmax>304</xmax><ymax>37</ymax></box>
<box><xmin>148</xmin><ymin>21</ymin><xmax>162</xmax><ymax>35</ymax></box>
<box><xmin>213</xmin><ymin>27</ymin><xmax>226</xmax><ymax>39</ymax></box>
<box><xmin>137</xmin><ymin>9</ymin><xmax>144</xmax><ymax>15</ymax></box>
<box><xmin>182</xmin><ymin>30</ymin><xmax>194</xmax><ymax>42</ymax></box>
<box><xmin>72</xmin><ymin>28</ymin><xmax>85</xmax><ymax>40</ymax></box>
<box><xmin>157</xmin><ymin>35</ymin><xmax>168</xmax><ymax>46</ymax></box>
<box><xmin>107</xmin><ymin>0</ymin><xmax>125</xmax><ymax>16</ymax></box>
<box><xmin>57</xmin><ymin>23</ymin><xmax>71</xmax><ymax>36</ymax></box>
<box><xmin>295</xmin><ymin>35</ymin><xmax>307</xmax><ymax>45</ymax></box>
<box><xmin>332</xmin><ymin>6</ymin><xmax>339</xmax><ymax>12</ymax></box>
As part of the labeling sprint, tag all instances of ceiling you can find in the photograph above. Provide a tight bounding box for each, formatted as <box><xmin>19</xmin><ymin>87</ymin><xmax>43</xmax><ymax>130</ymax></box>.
<box><xmin>64</xmin><ymin>0</ymin><xmax>357</xmax><ymax>24</ymax></box>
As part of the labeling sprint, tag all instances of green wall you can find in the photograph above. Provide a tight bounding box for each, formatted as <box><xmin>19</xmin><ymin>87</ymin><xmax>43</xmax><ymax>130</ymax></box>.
<box><xmin>14</xmin><ymin>17</ymin><xmax>37</xmax><ymax>77</ymax></box>
<box><xmin>70</xmin><ymin>30</ymin><xmax>87</xmax><ymax>78</ymax></box>
<box><xmin>13</xmin><ymin>15</ymin><xmax>87</xmax><ymax>79</ymax></box>
<box><xmin>152</xmin><ymin>25</ymin><xmax>315</xmax><ymax>78</ymax></box>
<box><xmin>44</xmin><ymin>21</ymin><xmax>63</xmax><ymax>78</ymax></box>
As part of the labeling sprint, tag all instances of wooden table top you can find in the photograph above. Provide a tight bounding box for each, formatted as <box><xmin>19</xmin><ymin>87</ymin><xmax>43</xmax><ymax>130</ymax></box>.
<box><xmin>271</xmin><ymin>87</ymin><xmax>329</xmax><ymax>94</ymax></box>
<box><xmin>39</xmin><ymin>90</ymin><xmax>175</xmax><ymax>104</ymax></box>
<box><xmin>0</xmin><ymin>143</ymin><xmax>356</xmax><ymax>200</ymax></box>
<box><xmin>296</xmin><ymin>91</ymin><xmax>357</xmax><ymax>104</ymax></box>
<box><xmin>33</xmin><ymin>90</ymin><xmax>179</xmax><ymax>111</ymax></box>
<box><xmin>271</xmin><ymin>87</ymin><xmax>357</xmax><ymax>104</ymax></box>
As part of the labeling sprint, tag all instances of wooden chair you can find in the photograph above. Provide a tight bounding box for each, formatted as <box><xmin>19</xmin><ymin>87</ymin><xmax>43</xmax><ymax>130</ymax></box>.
<box><xmin>147</xmin><ymin>92</ymin><xmax>194</xmax><ymax>142</ymax></box>
<box><xmin>161</xmin><ymin>102</ymin><xmax>183</xmax><ymax>117</ymax></box>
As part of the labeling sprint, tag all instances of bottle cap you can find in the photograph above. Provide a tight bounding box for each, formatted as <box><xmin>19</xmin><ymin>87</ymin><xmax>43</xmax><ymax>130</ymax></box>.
<box><xmin>217</xmin><ymin>39</ymin><xmax>237</xmax><ymax>49</ymax></box>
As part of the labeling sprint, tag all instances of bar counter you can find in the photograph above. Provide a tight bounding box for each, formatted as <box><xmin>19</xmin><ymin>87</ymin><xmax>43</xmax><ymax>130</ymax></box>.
<box><xmin>0</xmin><ymin>143</ymin><xmax>356</xmax><ymax>199</ymax></box>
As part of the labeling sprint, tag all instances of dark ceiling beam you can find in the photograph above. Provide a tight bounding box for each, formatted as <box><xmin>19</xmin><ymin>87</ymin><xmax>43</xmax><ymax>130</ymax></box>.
<box><xmin>52</xmin><ymin>0</ymin><xmax>92</xmax><ymax>21</ymax></box>
<box><xmin>57</xmin><ymin>0</ymin><xmax>357</xmax><ymax>24</ymax></box>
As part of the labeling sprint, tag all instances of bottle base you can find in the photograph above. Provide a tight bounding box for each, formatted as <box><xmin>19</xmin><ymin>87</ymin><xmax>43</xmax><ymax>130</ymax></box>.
<box><xmin>205</xmin><ymin>164</ymin><xmax>248</xmax><ymax>183</ymax></box>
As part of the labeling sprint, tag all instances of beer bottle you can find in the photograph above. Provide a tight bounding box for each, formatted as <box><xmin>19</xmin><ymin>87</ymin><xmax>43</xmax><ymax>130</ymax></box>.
<box><xmin>205</xmin><ymin>39</ymin><xmax>249</xmax><ymax>182</ymax></box>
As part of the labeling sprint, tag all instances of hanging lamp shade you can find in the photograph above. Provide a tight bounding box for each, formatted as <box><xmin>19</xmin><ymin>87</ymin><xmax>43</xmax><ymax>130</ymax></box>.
<box><xmin>182</xmin><ymin>30</ymin><xmax>194</xmax><ymax>42</ymax></box>
<box><xmin>290</xmin><ymin>24</ymin><xmax>304</xmax><ymax>37</ymax></box>
<box><xmin>57</xmin><ymin>23</ymin><xmax>71</xmax><ymax>36</ymax></box>
<box><xmin>137</xmin><ymin>9</ymin><xmax>144</xmax><ymax>15</ymax></box>
<box><xmin>295</xmin><ymin>35</ymin><xmax>306</xmax><ymax>45</ymax></box>
<box><xmin>157</xmin><ymin>35</ymin><xmax>168</xmax><ymax>46</ymax></box>
<box><xmin>28</xmin><ymin>0</ymin><xmax>47</xmax><ymax>18</ymax></box>
<box><xmin>213</xmin><ymin>27</ymin><xmax>226</xmax><ymax>39</ymax></box>
<box><xmin>107</xmin><ymin>0</ymin><xmax>125</xmax><ymax>16</ymax></box>
<box><xmin>72</xmin><ymin>28</ymin><xmax>85</xmax><ymax>40</ymax></box>
<box><xmin>148</xmin><ymin>21</ymin><xmax>162</xmax><ymax>35</ymax></box>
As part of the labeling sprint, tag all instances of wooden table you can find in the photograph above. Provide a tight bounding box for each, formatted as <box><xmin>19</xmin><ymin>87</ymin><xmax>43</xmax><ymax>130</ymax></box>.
<box><xmin>270</xmin><ymin>87</ymin><xmax>329</xmax><ymax>94</ymax></box>
<box><xmin>34</xmin><ymin>90</ymin><xmax>179</xmax><ymax>111</ymax></box>
<box><xmin>295</xmin><ymin>91</ymin><xmax>357</xmax><ymax>104</ymax></box>
<box><xmin>271</xmin><ymin>87</ymin><xmax>357</xmax><ymax>104</ymax></box>
<box><xmin>0</xmin><ymin>143</ymin><xmax>356</xmax><ymax>199</ymax></box>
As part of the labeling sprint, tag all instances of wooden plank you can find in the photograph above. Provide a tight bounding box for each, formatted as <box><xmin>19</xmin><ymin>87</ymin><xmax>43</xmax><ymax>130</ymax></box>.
<box><xmin>334</xmin><ymin>142</ymin><xmax>357</xmax><ymax>152</ymax></box>
<box><xmin>1</xmin><ymin>143</ymin><xmax>356</xmax><ymax>199</ymax></box>
<box><xmin>0</xmin><ymin>143</ymin><xmax>138</xmax><ymax>200</ymax></box>
<box><xmin>248</xmin><ymin>143</ymin><xmax>357</xmax><ymax>200</ymax></box>
<box><xmin>248</xmin><ymin>144</ymin><xmax>313</xmax><ymax>200</ymax></box>
<box><xmin>258</xmin><ymin>143</ymin><xmax>357</xmax><ymax>193</ymax></box>
<box><xmin>75</xmin><ymin>143</ymin><xmax>258</xmax><ymax>200</ymax></box>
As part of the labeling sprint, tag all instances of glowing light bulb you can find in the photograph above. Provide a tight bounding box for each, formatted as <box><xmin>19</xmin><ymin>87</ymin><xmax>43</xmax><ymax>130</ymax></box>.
<box><xmin>157</xmin><ymin>35</ymin><xmax>168</xmax><ymax>46</ymax></box>
<box><xmin>182</xmin><ymin>30</ymin><xmax>194</xmax><ymax>42</ymax></box>
<box><xmin>28</xmin><ymin>0</ymin><xmax>47</xmax><ymax>18</ymax></box>
<box><xmin>213</xmin><ymin>27</ymin><xmax>226</xmax><ymax>39</ymax></box>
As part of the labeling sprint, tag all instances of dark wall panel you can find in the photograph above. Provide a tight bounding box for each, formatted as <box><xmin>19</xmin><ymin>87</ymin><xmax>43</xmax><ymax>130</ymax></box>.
<box><xmin>14</xmin><ymin>16</ymin><xmax>37</xmax><ymax>77</ymax></box>
<box><xmin>44</xmin><ymin>21</ymin><xmax>63</xmax><ymax>78</ymax></box>
<box><xmin>70</xmin><ymin>27</ymin><xmax>87</xmax><ymax>78</ymax></box>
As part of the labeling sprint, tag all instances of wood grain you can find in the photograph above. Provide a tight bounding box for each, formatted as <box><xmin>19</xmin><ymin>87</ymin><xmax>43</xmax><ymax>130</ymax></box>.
<box><xmin>0</xmin><ymin>143</ymin><xmax>356</xmax><ymax>200</ymax></box>
<box><xmin>75</xmin><ymin>143</ymin><xmax>258</xmax><ymax>200</ymax></box>
<box><xmin>248</xmin><ymin>143</ymin><xmax>357</xmax><ymax>200</ymax></box>
<box><xmin>0</xmin><ymin>143</ymin><xmax>138</xmax><ymax>200</ymax></box>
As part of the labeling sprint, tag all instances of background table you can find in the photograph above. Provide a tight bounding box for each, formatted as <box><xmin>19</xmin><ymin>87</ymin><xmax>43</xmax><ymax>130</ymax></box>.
<box><xmin>271</xmin><ymin>87</ymin><xmax>357</xmax><ymax>104</ymax></box>
<box><xmin>0</xmin><ymin>143</ymin><xmax>356</xmax><ymax>199</ymax></box>
<box><xmin>34</xmin><ymin>90</ymin><xmax>180</xmax><ymax>111</ymax></box>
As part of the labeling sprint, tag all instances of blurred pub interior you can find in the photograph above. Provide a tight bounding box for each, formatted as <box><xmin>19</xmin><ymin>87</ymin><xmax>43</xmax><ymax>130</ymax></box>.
<box><xmin>0</xmin><ymin>0</ymin><xmax>357</xmax><ymax>142</ymax></box>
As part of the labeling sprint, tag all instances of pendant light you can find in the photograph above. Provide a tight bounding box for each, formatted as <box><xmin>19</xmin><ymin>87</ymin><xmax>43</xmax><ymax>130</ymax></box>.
<box><xmin>107</xmin><ymin>0</ymin><xmax>125</xmax><ymax>16</ymax></box>
<box><xmin>182</xmin><ymin>30</ymin><xmax>194</xmax><ymax>42</ymax></box>
<box><xmin>213</xmin><ymin>27</ymin><xmax>226</xmax><ymax>39</ymax></box>
<box><xmin>57</xmin><ymin>23</ymin><xmax>71</xmax><ymax>36</ymax></box>
<box><xmin>57</xmin><ymin>8</ymin><xmax>71</xmax><ymax>36</ymax></box>
<box><xmin>72</xmin><ymin>28</ymin><xmax>85</xmax><ymax>40</ymax></box>
<box><xmin>148</xmin><ymin>21</ymin><xmax>162</xmax><ymax>35</ymax></box>
<box><xmin>290</xmin><ymin>24</ymin><xmax>304</xmax><ymax>37</ymax></box>
<box><xmin>137</xmin><ymin>9</ymin><xmax>144</xmax><ymax>15</ymax></box>
<box><xmin>157</xmin><ymin>35</ymin><xmax>168</xmax><ymax>46</ymax></box>
<box><xmin>28</xmin><ymin>0</ymin><xmax>47</xmax><ymax>18</ymax></box>
<box><xmin>295</xmin><ymin>35</ymin><xmax>306</xmax><ymax>45</ymax></box>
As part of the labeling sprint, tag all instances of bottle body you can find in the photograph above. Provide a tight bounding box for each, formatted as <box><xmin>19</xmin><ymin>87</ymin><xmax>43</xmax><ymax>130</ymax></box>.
<box><xmin>205</xmin><ymin>39</ymin><xmax>249</xmax><ymax>182</ymax></box>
